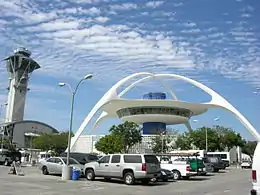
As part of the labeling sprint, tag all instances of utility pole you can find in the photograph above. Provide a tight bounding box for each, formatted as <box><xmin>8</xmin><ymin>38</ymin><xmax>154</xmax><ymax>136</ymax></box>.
<box><xmin>205</xmin><ymin>128</ymin><xmax>208</xmax><ymax>152</ymax></box>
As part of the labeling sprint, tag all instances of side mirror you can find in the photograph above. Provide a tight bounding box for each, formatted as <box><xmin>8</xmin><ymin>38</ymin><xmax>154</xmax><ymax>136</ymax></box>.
<box><xmin>58</xmin><ymin>162</ymin><xmax>62</xmax><ymax>165</ymax></box>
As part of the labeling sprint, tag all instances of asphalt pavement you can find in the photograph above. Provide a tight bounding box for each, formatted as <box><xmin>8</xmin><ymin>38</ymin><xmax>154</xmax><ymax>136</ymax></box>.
<box><xmin>0</xmin><ymin>166</ymin><xmax>252</xmax><ymax>195</ymax></box>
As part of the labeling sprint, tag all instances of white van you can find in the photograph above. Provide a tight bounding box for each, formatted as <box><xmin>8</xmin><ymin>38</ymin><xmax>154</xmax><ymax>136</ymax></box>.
<box><xmin>251</xmin><ymin>142</ymin><xmax>260</xmax><ymax>195</ymax></box>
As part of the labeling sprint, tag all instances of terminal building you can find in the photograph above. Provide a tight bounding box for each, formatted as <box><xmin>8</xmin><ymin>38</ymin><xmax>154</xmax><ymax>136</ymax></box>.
<box><xmin>73</xmin><ymin>91</ymin><xmax>181</xmax><ymax>154</ymax></box>
<box><xmin>70</xmin><ymin>72</ymin><xmax>259</xmax><ymax>155</ymax></box>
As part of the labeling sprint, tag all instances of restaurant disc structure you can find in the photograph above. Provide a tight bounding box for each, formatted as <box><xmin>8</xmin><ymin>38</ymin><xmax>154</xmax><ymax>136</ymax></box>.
<box><xmin>69</xmin><ymin>72</ymin><xmax>260</xmax><ymax>152</ymax></box>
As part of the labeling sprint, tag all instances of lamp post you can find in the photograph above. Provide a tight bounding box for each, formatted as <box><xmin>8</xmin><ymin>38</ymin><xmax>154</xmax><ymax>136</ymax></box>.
<box><xmin>192</xmin><ymin>117</ymin><xmax>220</xmax><ymax>151</ymax></box>
<box><xmin>58</xmin><ymin>74</ymin><xmax>93</xmax><ymax>180</ymax></box>
<box><xmin>161</xmin><ymin>130</ymin><xmax>166</xmax><ymax>153</ymax></box>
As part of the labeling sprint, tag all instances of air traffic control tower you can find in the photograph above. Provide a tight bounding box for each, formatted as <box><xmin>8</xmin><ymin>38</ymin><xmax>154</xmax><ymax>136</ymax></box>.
<box><xmin>4</xmin><ymin>48</ymin><xmax>40</xmax><ymax>123</ymax></box>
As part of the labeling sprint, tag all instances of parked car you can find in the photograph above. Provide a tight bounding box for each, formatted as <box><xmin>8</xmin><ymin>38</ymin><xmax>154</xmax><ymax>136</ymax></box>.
<box><xmin>172</xmin><ymin>157</ymin><xmax>207</xmax><ymax>176</ymax></box>
<box><xmin>187</xmin><ymin>158</ymin><xmax>207</xmax><ymax>176</ymax></box>
<box><xmin>202</xmin><ymin>158</ymin><xmax>214</xmax><ymax>173</ymax></box>
<box><xmin>241</xmin><ymin>160</ymin><xmax>252</xmax><ymax>169</ymax></box>
<box><xmin>39</xmin><ymin>157</ymin><xmax>84</xmax><ymax>175</ymax></box>
<box><xmin>160</xmin><ymin>159</ymin><xmax>197</xmax><ymax>180</ymax></box>
<box><xmin>203</xmin><ymin>157</ymin><xmax>225</xmax><ymax>172</ymax></box>
<box><xmin>84</xmin><ymin>154</ymin><xmax>161</xmax><ymax>185</ymax></box>
<box><xmin>156</xmin><ymin>169</ymin><xmax>174</xmax><ymax>182</ymax></box>
<box><xmin>60</xmin><ymin>152</ymin><xmax>98</xmax><ymax>165</ymax></box>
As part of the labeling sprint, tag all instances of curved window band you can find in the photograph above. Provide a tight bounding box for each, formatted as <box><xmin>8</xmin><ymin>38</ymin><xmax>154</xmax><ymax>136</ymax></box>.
<box><xmin>116</xmin><ymin>107</ymin><xmax>193</xmax><ymax>118</ymax></box>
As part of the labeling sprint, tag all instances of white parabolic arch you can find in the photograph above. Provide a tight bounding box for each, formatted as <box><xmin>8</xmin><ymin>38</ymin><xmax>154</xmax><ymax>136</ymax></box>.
<box><xmin>69</xmin><ymin>72</ymin><xmax>260</xmax><ymax>151</ymax></box>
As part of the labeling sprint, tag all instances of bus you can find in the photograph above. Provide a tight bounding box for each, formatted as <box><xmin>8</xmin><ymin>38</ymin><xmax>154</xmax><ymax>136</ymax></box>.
<box><xmin>207</xmin><ymin>152</ymin><xmax>230</xmax><ymax>162</ymax></box>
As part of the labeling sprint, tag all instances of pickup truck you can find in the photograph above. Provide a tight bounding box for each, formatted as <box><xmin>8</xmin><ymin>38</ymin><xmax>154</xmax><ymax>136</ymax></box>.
<box><xmin>160</xmin><ymin>161</ymin><xmax>197</xmax><ymax>180</ymax></box>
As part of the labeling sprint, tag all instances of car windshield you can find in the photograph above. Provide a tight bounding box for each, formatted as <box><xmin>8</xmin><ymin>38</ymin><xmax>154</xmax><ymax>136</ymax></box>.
<box><xmin>62</xmin><ymin>158</ymin><xmax>79</xmax><ymax>165</ymax></box>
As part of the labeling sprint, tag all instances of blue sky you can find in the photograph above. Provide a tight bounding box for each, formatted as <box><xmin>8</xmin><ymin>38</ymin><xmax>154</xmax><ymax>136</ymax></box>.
<box><xmin>0</xmin><ymin>0</ymin><xmax>259</xmax><ymax>141</ymax></box>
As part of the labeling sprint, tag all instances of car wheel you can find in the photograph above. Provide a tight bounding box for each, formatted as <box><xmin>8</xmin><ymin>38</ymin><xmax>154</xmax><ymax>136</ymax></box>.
<box><xmin>172</xmin><ymin>170</ymin><xmax>181</xmax><ymax>180</ymax></box>
<box><xmin>42</xmin><ymin>166</ymin><xmax>49</xmax><ymax>175</ymax></box>
<box><xmin>123</xmin><ymin>172</ymin><xmax>135</xmax><ymax>185</ymax></box>
<box><xmin>85</xmin><ymin>169</ymin><xmax>95</xmax><ymax>181</ymax></box>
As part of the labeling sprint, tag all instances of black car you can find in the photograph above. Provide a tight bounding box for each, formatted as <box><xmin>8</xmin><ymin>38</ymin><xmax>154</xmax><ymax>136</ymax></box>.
<box><xmin>203</xmin><ymin>157</ymin><xmax>225</xmax><ymax>172</ymax></box>
<box><xmin>156</xmin><ymin>169</ymin><xmax>174</xmax><ymax>182</ymax></box>
<box><xmin>60</xmin><ymin>152</ymin><xmax>98</xmax><ymax>165</ymax></box>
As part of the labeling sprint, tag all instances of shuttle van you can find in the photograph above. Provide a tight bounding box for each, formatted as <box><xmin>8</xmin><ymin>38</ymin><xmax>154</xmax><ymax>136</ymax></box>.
<box><xmin>251</xmin><ymin>142</ymin><xmax>260</xmax><ymax>195</ymax></box>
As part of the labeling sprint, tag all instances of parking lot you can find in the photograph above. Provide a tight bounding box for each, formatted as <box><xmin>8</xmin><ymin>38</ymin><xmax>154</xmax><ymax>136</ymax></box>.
<box><xmin>0</xmin><ymin>166</ymin><xmax>251</xmax><ymax>195</ymax></box>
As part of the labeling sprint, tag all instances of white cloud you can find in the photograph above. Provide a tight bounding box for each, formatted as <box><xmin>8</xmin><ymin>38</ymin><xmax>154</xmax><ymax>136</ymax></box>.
<box><xmin>0</xmin><ymin>0</ymin><xmax>259</xmax><ymax>90</ymax></box>
<box><xmin>241</xmin><ymin>13</ymin><xmax>251</xmax><ymax>18</ymax></box>
<box><xmin>181</xmin><ymin>29</ymin><xmax>201</xmax><ymax>33</ymax></box>
<box><xmin>87</xmin><ymin>7</ymin><xmax>102</xmax><ymax>15</ymax></box>
<box><xmin>146</xmin><ymin>1</ymin><xmax>164</xmax><ymax>8</ymax></box>
<box><xmin>110</xmin><ymin>3</ymin><xmax>138</xmax><ymax>11</ymax></box>
<box><xmin>70</xmin><ymin>0</ymin><xmax>105</xmax><ymax>4</ymax></box>
<box><xmin>1</xmin><ymin>0</ymin><xmax>259</xmax><ymax>135</ymax></box>
<box><xmin>26</xmin><ymin>19</ymin><xmax>81</xmax><ymax>32</ymax></box>
<box><xmin>173</xmin><ymin>2</ymin><xmax>183</xmax><ymax>7</ymax></box>
<box><xmin>208</xmin><ymin>32</ymin><xmax>224</xmax><ymax>38</ymax></box>
<box><xmin>95</xmin><ymin>16</ymin><xmax>110</xmax><ymax>23</ymax></box>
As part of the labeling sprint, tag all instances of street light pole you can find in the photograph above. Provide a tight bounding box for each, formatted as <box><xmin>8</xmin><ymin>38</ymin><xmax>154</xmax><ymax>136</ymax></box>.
<box><xmin>59</xmin><ymin>74</ymin><xmax>93</xmax><ymax>180</ymax></box>
<box><xmin>205</xmin><ymin>128</ymin><xmax>208</xmax><ymax>152</ymax></box>
<box><xmin>161</xmin><ymin>132</ymin><xmax>164</xmax><ymax>153</ymax></box>
<box><xmin>66</xmin><ymin>90</ymin><xmax>75</xmax><ymax>166</ymax></box>
<box><xmin>192</xmin><ymin>117</ymin><xmax>219</xmax><ymax>152</ymax></box>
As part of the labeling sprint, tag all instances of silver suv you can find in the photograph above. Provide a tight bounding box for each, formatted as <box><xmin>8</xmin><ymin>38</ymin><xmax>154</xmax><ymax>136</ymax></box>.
<box><xmin>84</xmin><ymin>154</ymin><xmax>161</xmax><ymax>185</ymax></box>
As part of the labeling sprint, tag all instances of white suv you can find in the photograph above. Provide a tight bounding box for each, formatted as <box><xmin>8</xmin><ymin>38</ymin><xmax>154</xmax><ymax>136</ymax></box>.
<box><xmin>84</xmin><ymin>154</ymin><xmax>161</xmax><ymax>185</ymax></box>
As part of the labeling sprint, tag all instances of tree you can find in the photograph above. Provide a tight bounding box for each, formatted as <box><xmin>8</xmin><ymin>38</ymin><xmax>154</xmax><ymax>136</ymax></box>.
<box><xmin>242</xmin><ymin>141</ymin><xmax>257</xmax><ymax>158</ymax></box>
<box><xmin>109</xmin><ymin>121</ymin><xmax>142</xmax><ymax>153</ymax></box>
<box><xmin>52</xmin><ymin>132</ymin><xmax>71</xmax><ymax>155</ymax></box>
<box><xmin>215</xmin><ymin>126</ymin><xmax>245</xmax><ymax>150</ymax></box>
<box><xmin>188</xmin><ymin>127</ymin><xmax>221</xmax><ymax>151</ymax></box>
<box><xmin>95</xmin><ymin>134</ymin><xmax>124</xmax><ymax>154</ymax></box>
<box><xmin>150</xmin><ymin>128</ymin><xmax>178</xmax><ymax>153</ymax></box>
<box><xmin>175</xmin><ymin>133</ymin><xmax>193</xmax><ymax>150</ymax></box>
<box><xmin>151</xmin><ymin>136</ymin><xmax>168</xmax><ymax>153</ymax></box>
<box><xmin>33</xmin><ymin>132</ymin><xmax>70</xmax><ymax>155</ymax></box>
<box><xmin>177</xmin><ymin>126</ymin><xmax>246</xmax><ymax>152</ymax></box>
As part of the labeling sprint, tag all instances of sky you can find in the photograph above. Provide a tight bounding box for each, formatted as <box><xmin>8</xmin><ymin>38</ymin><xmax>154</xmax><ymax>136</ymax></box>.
<box><xmin>0</xmin><ymin>0</ymin><xmax>259</xmax><ymax>141</ymax></box>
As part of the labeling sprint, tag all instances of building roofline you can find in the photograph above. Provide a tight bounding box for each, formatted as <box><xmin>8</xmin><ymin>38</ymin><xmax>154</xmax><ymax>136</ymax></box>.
<box><xmin>0</xmin><ymin>120</ymin><xmax>59</xmax><ymax>133</ymax></box>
